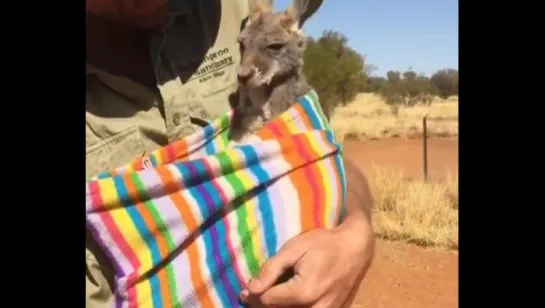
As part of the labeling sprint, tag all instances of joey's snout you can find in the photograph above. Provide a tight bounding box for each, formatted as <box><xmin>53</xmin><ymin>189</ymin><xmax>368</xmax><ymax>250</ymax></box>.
<box><xmin>237</xmin><ymin>66</ymin><xmax>255</xmax><ymax>83</ymax></box>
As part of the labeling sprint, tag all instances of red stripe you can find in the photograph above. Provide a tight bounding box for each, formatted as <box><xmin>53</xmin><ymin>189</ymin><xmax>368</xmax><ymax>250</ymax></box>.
<box><xmin>266</xmin><ymin>121</ymin><xmax>283</xmax><ymax>137</ymax></box>
<box><xmin>292</xmin><ymin>135</ymin><xmax>322</xmax><ymax>228</ymax></box>
<box><xmin>166</xmin><ymin>144</ymin><xmax>177</xmax><ymax>163</ymax></box>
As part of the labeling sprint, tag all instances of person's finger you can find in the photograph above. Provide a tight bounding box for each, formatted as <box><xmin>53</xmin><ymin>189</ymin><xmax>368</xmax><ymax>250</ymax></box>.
<box><xmin>247</xmin><ymin>245</ymin><xmax>306</xmax><ymax>294</ymax></box>
<box><xmin>247</xmin><ymin>234</ymin><xmax>313</xmax><ymax>294</ymax></box>
<box><xmin>239</xmin><ymin>289</ymin><xmax>249</xmax><ymax>303</ymax></box>
<box><xmin>259</xmin><ymin>276</ymin><xmax>316</xmax><ymax>307</ymax></box>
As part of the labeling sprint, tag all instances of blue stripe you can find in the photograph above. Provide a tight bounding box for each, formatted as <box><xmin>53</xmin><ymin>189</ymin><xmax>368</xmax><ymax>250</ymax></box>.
<box><xmin>150</xmin><ymin>155</ymin><xmax>158</xmax><ymax>167</ymax></box>
<box><xmin>324</xmin><ymin>129</ymin><xmax>347</xmax><ymax>222</ymax></box>
<box><xmin>174</xmin><ymin>162</ymin><xmax>231</xmax><ymax>308</ymax></box>
<box><xmin>332</xmin><ymin>152</ymin><xmax>347</xmax><ymax>222</ymax></box>
<box><xmin>203</xmin><ymin>122</ymin><xmax>218</xmax><ymax>155</ymax></box>
<box><xmin>240</xmin><ymin>146</ymin><xmax>277</xmax><ymax>258</ymax></box>
<box><xmin>113</xmin><ymin>175</ymin><xmax>163</xmax><ymax>308</ymax></box>
<box><xmin>193</xmin><ymin>159</ymin><xmax>242</xmax><ymax>306</ymax></box>
<box><xmin>299</xmin><ymin>96</ymin><xmax>323</xmax><ymax>131</ymax></box>
<box><xmin>96</xmin><ymin>172</ymin><xmax>111</xmax><ymax>180</ymax></box>
<box><xmin>305</xmin><ymin>91</ymin><xmax>327</xmax><ymax>125</ymax></box>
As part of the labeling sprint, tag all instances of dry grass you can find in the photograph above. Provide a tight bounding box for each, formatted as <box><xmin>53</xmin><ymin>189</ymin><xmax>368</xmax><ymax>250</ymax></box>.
<box><xmin>369</xmin><ymin>165</ymin><xmax>458</xmax><ymax>250</ymax></box>
<box><xmin>328</xmin><ymin>92</ymin><xmax>458</xmax><ymax>249</ymax></box>
<box><xmin>330</xmin><ymin>93</ymin><xmax>458</xmax><ymax>141</ymax></box>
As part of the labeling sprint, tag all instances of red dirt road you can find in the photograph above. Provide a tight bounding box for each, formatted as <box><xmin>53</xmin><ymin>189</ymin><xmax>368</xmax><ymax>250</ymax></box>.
<box><xmin>353</xmin><ymin>240</ymin><xmax>458</xmax><ymax>308</ymax></box>
<box><xmin>343</xmin><ymin>138</ymin><xmax>458</xmax><ymax>180</ymax></box>
<box><xmin>343</xmin><ymin>138</ymin><xmax>458</xmax><ymax>308</ymax></box>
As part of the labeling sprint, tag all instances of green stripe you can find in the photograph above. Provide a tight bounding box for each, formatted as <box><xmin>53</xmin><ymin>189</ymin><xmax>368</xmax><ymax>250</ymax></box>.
<box><xmin>216</xmin><ymin>151</ymin><xmax>260</xmax><ymax>275</ymax></box>
<box><xmin>305</xmin><ymin>91</ymin><xmax>344</xmax><ymax>151</ymax></box>
<box><xmin>306</xmin><ymin>91</ymin><xmax>330</xmax><ymax>131</ymax></box>
<box><xmin>220</xmin><ymin>116</ymin><xmax>231</xmax><ymax>147</ymax></box>
<box><xmin>131</xmin><ymin>172</ymin><xmax>180</xmax><ymax>306</ymax></box>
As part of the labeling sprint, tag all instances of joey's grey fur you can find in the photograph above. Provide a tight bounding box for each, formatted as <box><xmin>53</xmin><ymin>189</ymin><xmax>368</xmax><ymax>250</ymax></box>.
<box><xmin>229</xmin><ymin>0</ymin><xmax>324</xmax><ymax>143</ymax></box>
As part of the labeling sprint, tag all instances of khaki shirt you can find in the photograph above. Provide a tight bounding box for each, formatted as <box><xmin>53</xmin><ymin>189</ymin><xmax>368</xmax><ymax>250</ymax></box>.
<box><xmin>86</xmin><ymin>1</ymin><xmax>249</xmax><ymax>306</ymax></box>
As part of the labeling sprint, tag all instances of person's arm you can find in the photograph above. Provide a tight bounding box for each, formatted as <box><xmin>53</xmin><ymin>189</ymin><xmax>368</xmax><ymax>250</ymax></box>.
<box><xmin>339</xmin><ymin>156</ymin><xmax>374</xmax><ymax>235</ymax></box>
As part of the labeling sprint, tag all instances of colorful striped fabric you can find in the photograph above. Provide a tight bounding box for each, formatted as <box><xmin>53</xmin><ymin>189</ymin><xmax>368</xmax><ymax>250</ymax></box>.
<box><xmin>86</xmin><ymin>90</ymin><xmax>347</xmax><ymax>308</ymax></box>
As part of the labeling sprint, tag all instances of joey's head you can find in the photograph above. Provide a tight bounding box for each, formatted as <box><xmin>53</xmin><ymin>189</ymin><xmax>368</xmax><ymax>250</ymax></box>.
<box><xmin>236</xmin><ymin>0</ymin><xmax>323</xmax><ymax>89</ymax></box>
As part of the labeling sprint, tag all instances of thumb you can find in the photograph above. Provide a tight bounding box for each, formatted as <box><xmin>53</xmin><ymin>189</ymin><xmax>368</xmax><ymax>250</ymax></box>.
<box><xmin>247</xmin><ymin>236</ymin><xmax>311</xmax><ymax>294</ymax></box>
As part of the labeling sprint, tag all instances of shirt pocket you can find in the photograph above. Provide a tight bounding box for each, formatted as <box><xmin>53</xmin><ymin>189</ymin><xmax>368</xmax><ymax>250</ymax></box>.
<box><xmin>86</xmin><ymin>126</ymin><xmax>146</xmax><ymax>178</ymax></box>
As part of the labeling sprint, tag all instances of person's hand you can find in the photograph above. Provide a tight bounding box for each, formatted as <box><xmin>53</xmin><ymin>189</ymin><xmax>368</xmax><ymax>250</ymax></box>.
<box><xmin>240</xmin><ymin>217</ymin><xmax>374</xmax><ymax>308</ymax></box>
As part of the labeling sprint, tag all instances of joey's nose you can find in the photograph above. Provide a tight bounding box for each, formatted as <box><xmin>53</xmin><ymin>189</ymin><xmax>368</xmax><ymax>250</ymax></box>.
<box><xmin>237</xmin><ymin>67</ymin><xmax>255</xmax><ymax>83</ymax></box>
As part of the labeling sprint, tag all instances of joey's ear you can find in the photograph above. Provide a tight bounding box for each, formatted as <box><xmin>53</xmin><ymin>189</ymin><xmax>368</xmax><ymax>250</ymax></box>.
<box><xmin>248</xmin><ymin>0</ymin><xmax>273</xmax><ymax>15</ymax></box>
<box><xmin>286</xmin><ymin>0</ymin><xmax>323</xmax><ymax>29</ymax></box>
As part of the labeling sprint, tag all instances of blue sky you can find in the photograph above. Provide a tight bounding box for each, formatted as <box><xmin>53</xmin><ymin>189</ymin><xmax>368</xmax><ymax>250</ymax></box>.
<box><xmin>274</xmin><ymin>0</ymin><xmax>458</xmax><ymax>77</ymax></box>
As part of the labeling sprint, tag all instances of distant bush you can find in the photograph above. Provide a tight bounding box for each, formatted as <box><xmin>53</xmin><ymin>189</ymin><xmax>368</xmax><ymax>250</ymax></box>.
<box><xmin>303</xmin><ymin>30</ymin><xmax>458</xmax><ymax>112</ymax></box>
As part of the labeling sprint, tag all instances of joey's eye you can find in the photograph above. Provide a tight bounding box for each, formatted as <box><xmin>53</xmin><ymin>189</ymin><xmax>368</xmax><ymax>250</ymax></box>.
<box><xmin>267</xmin><ymin>43</ymin><xmax>286</xmax><ymax>51</ymax></box>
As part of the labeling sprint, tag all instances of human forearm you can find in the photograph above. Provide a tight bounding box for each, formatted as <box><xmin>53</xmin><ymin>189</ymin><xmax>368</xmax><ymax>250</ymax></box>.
<box><xmin>340</xmin><ymin>156</ymin><xmax>374</xmax><ymax>230</ymax></box>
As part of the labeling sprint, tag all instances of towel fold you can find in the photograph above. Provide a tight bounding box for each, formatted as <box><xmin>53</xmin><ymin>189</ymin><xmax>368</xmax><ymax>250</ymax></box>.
<box><xmin>86</xmin><ymin>90</ymin><xmax>347</xmax><ymax>308</ymax></box>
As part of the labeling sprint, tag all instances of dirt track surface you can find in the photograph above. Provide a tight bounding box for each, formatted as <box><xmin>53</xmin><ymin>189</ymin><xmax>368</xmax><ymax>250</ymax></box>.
<box><xmin>343</xmin><ymin>138</ymin><xmax>458</xmax><ymax>307</ymax></box>
<box><xmin>343</xmin><ymin>138</ymin><xmax>458</xmax><ymax>180</ymax></box>
<box><xmin>353</xmin><ymin>240</ymin><xmax>458</xmax><ymax>308</ymax></box>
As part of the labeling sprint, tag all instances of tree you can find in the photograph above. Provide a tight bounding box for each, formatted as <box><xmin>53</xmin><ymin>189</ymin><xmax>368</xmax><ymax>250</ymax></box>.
<box><xmin>302</xmin><ymin>29</ymin><xmax>458</xmax><ymax>112</ymax></box>
<box><xmin>402</xmin><ymin>70</ymin><xmax>417</xmax><ymax>82</ymax></box>
<box><xmin>366</xmin><ymin>76</ymin><xmax>388</xmax><ymax>93</ymax></box>
<box><xmin>386</xmin><ymin>70</ymin><xmax>402</xmax><ymax>84</ymax></box>
<box><xmin>369</xmin><ymin>68</ymin><xmax>458</xmax><ymax>107</ymax></box>
<box><xmin>430</xmin><ymin>68</ymin><xmax>458</xmax><ymax>99</ymax></box>
<box><xmin>364</xmin><ymin>63</ymin><xmax>378</xmax><ymax>76</ymax></box>
<box><xmin>303</xmin><ymin>30</ymin><xmax>367</xmax><ymax>115</ymax></box>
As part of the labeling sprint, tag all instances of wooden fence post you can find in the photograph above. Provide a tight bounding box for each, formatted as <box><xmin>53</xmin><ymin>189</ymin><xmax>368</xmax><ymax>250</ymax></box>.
<box><xmin>423</xmin><ymin>115</ymin><xmax>429</xmax><ymax>182</ymax></box>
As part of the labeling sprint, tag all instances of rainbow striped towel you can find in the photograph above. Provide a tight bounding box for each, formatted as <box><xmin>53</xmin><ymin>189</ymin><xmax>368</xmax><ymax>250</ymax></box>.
<box><xmin>86</xmin><ymin>90</ymin><xmax>347</xmax><ymax>308</ymax></box>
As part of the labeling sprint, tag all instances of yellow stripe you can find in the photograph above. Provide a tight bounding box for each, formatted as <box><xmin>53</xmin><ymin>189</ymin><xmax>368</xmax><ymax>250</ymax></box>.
<box><xmin>154</xmin><ymin>152</ymin><xmax>164</xmax><ymax>166</ymax></box>
<box><xmin>304</xmin><ymin>98</ymin><xmax>343</xmax><ymax>224</ymax></box>
<box><xmin>99</xmin><ymin>179</ymin><xmax>154</xmax><ymax>306</ymax></box>
<box><xmin>284</xmin><ymin>120</ymin><xmax>334</xmax><ymax>228</ymax></box>
<box><xmin>308</xmin><ymin>138</ymin><xmax>334</xmax><ymax>226</ymax></box>
<box><xmin>137</xmin><ymin>286</ymin><xmax>153</xmax><ymax>308</ymax></box>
